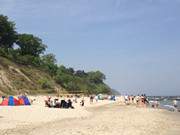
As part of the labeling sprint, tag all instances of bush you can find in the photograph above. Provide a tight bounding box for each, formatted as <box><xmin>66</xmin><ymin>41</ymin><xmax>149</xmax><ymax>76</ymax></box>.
<box><xmin>38</xmin><ymin>78</ymin><xmax>52</xmax><ymax>89</ymax></box>
<box><xmin>0</xmin><ymin>48</ymin><xmax>7</xmax><ymax>57</ymax></box>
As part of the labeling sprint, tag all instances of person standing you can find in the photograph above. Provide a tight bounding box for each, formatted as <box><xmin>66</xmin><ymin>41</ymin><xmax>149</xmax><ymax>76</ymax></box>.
<box><xmin>90</xmin><ymin>95</ymin><xmax>94</xmax><ymax>104</ymax></box>
<box><xmin>173</xmin><ymin>100</ymin><xmax>178</xmax><ymax>108</ymax></box>
<box><xmin>80</xmin><ymin>98</ymin><xmax>85</xmax><ymax>106</ymax></box>
<box><xmin>124</xmin><ymin>95</ymin><xmax>129</xmax><ymax>105</ymax></box>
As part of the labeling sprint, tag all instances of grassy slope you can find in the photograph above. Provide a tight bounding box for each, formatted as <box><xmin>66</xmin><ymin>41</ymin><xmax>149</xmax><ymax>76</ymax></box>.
<box><xmin>0</xmin><ymin>56</ymin><xmax>61</xmax><ymax>95</ymax></box>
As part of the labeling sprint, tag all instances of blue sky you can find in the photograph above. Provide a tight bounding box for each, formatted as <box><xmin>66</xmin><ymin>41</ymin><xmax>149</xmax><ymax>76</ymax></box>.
<box><xmin>0</xmin><ymin>0</ymin><xmax>180</xmax><ymax>95</ymax></box>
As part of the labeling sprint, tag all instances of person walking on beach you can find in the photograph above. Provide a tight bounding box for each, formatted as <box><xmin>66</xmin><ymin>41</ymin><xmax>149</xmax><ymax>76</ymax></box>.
<box><xmin>80</xmin><ymin>97</ymin><xmax>85</xmax><ymax>106</ymax></box>
<box><xmin>136</xmin><ymin>95</ymin><xmax>140</xmax><ymax>105</ymax></box>
<box><xmin>124</xmin><ymin>95</ymin><xmax>129</xmax><ymax>105</ymax></box>
<box><xmin>73</xmin><ymin>96</ymin><xmax>78</xmax><ymax>103</ymax></box>
<box><xmin>90</xmin><ymin>95</ymin><xmax>94</xmax><ymax>104</ymax></box>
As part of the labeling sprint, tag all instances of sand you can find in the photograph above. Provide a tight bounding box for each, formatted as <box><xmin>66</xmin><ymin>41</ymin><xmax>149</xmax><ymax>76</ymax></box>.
<box><xmin>0</xmin><ymin>96</ymin><xmax>180</xmax><ymax>135</ymax></box>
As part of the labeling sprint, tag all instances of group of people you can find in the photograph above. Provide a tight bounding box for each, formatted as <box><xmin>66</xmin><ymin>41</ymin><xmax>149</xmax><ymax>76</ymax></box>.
<box><xmin>44</xmin><ymin>94</ymin><xmax>109</xmax><ymax>109</ymax></box>
<box><xmin>45</xmin><ymin>97</ymin><xmax>74</xmax><ymax>109</ymax></box>
<box><xmin>120</xmin><ymin>95</ymin><xmax>180</xmax><ymax>110</ymax></box>
<box><xmin>44</xmin><ymin>95</ymin><xmax>91</xmax><ymax>109</ymax></box>
<box><xmin>120</xmin><ymin>94</ymin><xmax>149</xmax><ymax>107</ymax></box>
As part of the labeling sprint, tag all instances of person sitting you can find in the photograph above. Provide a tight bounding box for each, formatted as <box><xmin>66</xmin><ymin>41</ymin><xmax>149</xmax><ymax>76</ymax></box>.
<box><xmin>2</xmin><ymin>96</ymin><xmax>6</xmax><ymax>100</ymax></box>
<box><xmin>49</xmin><ymin>98</ymin><xmax>56</xmax><ymax>107</ymax></box>
<box><xmin>60</xmin><ymin>99</ymin><xmax>67</xmax><ymax>108</ymax></box>
<box><xmin>67</xmin><ymin>99</ymin><xmax>74</xmax><ymax>109</ymax></box>
<box><xmin>45</xmin><ymin>97</ymin><xmax>51</xmax><ymax>107</ymax></box>
<box><xmin>54</xmin><ymin>99</ymin><xmax>60</xmax><ymax>108</ymax></box>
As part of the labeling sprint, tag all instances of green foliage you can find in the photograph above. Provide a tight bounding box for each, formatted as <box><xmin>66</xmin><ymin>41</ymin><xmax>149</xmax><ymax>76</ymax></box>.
<box><xmin>41</xmin><ymin>54</ymin><xmax>58</xmax><ymax>76</ymax></box>
<box><xmin>0</xmin><ymin>48</ymin><xmax>20</xmax><ymax>62</ymax></box>
<box><xmin>42</xmin><ymin>53</ymin><xmax>57</xmax><ymax>64</ymax></box>
<box><xmin>0</xmin><ymin>15</ymin><xmax>17</xmax><ymax>49</ymax></box>
<box><xmin>75</xmin><ymin>70</ymin><xmax>87</xmax><ymax>77</ymax></box>
<box><xmin>54</xmin><ymin>65</ymin><xmax>110</xmax><ymax>94</ymax></box>
<box><xmin>66</xmin><ymin>81</ymin><xmax>80</xmax><ymax>92</ymax></box>
<box><xmin>95</xmin><ymin>83</ymin><xmax>111</xmax><ymax>94</ymax></box>
<box><xmin>55</xmin><ymin>68</ymin><xmax>73</xmax><ymax>88</ymax></box>
<box><xmin>16</xmin><ymin>34</ymin><xmax>46</xmax><ymax>56</ymax></box>
<box><xmin>0</xmin><ymin>48</ymin><xmax>7</xmax><ymax>56</ymax></box>
<box><xmin>67</xmin><ymin>67</ymin><xmax>75</xmax><ymax>75</ymax></box>
<box><xmin>87</xmin><ymin>71</ymin><xmax>106</xmax><ymax>84</ymax></box>
<box><xmin>15</xmin><ymin>55</ymin><xmax>42</xmax><ymax>66</ymax></box>
<box><xmin>38</xmin><ymin>78</ymin><xmax>52</xmax><ymax>89</ymax></box>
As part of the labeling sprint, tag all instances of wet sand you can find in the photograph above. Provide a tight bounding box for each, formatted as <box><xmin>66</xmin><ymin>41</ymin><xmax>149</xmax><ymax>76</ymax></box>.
<box><xmin>1</xmin><ymin>103</ymin><xmax>180</xmax><ymax>135</ymax></box>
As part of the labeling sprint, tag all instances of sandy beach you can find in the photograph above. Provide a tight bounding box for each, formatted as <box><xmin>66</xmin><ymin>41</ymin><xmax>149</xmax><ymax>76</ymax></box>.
<box><xmin>0</xmin><ymin>96</ymin><xmax>180</xmax><ymax>135</ymax></box>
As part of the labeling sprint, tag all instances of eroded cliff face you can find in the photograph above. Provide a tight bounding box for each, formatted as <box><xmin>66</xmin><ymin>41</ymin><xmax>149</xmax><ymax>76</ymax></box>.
<box><xmin>0</xmin><ymin>70</ymin><xmax>14</xmax><ymax>93</ymax></box>
<box><xmin>0</xmin><ymin>57</ymin><xmax>61</xmax><ymax>95</ymax></box>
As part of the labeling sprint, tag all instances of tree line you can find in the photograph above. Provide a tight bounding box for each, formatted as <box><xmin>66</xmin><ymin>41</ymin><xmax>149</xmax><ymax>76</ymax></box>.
<box><xmin>0</xmin><ymin>14</ymin><xmax>111</xmax><ymax>94</ymax></box>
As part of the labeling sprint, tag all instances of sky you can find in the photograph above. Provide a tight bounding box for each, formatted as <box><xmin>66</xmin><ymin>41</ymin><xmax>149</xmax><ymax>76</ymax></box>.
<box><xmin>0</xmin><ymin>0</ymin><xmax>180</xmax><ymax>96</ymax></box>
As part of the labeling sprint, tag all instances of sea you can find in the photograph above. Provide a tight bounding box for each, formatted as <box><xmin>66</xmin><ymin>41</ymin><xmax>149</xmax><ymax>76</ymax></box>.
<box><xmin>148</xmin><ymin>96</ymin><xmax>180</xmax><ymax>111</ymax></box>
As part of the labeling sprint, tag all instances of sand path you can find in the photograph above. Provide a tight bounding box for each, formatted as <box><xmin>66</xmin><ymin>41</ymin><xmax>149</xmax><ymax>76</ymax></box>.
<box><xmin>1</xmin><ymin>104</ymin><xmax>180</xmax><ymax>135</ymax></box>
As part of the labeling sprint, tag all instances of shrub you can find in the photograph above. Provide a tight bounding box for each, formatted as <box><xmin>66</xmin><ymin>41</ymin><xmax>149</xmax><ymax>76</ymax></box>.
<box><xmin>38</xmin><ymin>78</ymin><xmax>52</xmax><ymax>89</ymax></box>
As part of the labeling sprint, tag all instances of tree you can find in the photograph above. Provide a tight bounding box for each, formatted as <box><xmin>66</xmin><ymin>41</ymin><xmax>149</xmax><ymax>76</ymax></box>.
<box><xmin>55</xmin><ymin>72</ymin><xmax>72</xmax><ymax>88</ymax></box>
<box><xmin>57</xmin><ymin>65</ymin><xmax>67</xmax><ymax>74</ymax></box>
<box><xmin>41</xmin><ymin>53</ymin><xmax>58</xmax><ymax>76</ymax></box>
<box><xmin>66</xmin><ymin>81</ymin><xmax>80</xmax><ymax>92</ymax></box>
<box><xmin>95</xmin><ymin>84</ymin><xmax>110</xmax><ymax>94</ymax></box>
<box><xmin>16</xmin><ymin>34</ymin><xmax>46</xmax><ymax>56</ymax></box>
<box><xmin>67</xmin><ymin>67</ymin><xmax>74</xmax><ymax>75</ymax></box>
<box><xmin>87</xmin><ymin>71</ymin><xmax>106</xmax><ymax>84</ymax></box>
<box><xmin>42</xmin><ymin>53</ymin><xmax>57</xmax><ymax>64</ymax></box>
<box><xmin>0</xmin><ymin>15</ymin><xmax>17</xmax><ymax>48</ymax></box>
<box><xmin>75</xmin><ymin>70</ymin><xmax>87</xmax><ymax>77</ymax></box>
<box><xmin>56</xmin><ymin>65</ymin><xmax>74</xmax><ymax>75</ymax></box>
